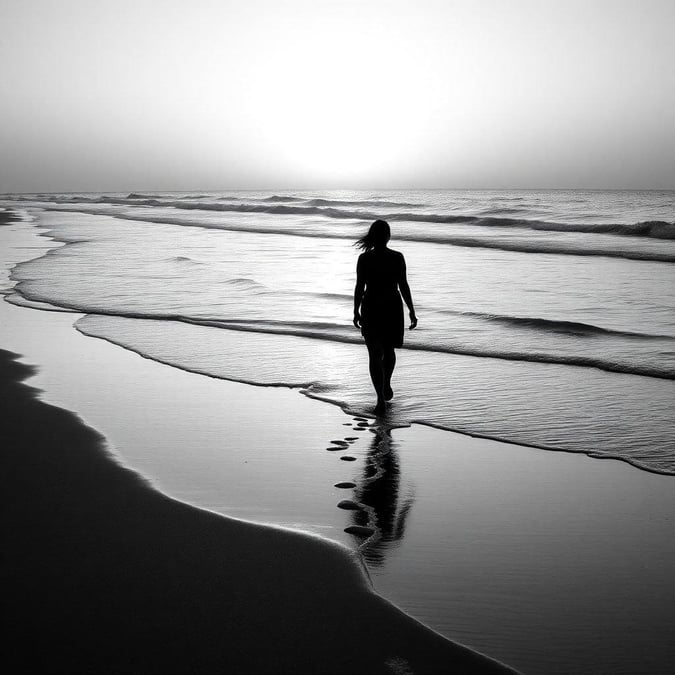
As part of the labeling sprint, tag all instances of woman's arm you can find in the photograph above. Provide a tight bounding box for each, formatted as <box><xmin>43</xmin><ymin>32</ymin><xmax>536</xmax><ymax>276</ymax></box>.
<box><xmin>353</xmin><ymin>255</ymin><xmax>365</xmax><ymax>328</ymax></box>
<box><xmin>399</xmin><ymin>256</ymin><xmax>417</xmax><ymax>329</ymax></box>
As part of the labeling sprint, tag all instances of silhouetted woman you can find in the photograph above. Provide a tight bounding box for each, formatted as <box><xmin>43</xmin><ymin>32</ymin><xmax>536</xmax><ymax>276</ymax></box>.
<box><xmin>353</xmin><ymin>220</ymin><xmax>417</xmax><ymax>414</ymax></box>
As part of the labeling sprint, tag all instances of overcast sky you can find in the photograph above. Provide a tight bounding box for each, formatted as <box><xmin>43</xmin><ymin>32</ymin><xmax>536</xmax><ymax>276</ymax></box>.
<box><xmin>1</xmin><ymin>0</ymin><xmax>674</xmax><ymax>192</ymax></box>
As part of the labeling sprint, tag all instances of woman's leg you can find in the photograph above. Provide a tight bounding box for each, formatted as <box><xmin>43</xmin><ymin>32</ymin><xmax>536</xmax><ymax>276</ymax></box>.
<box><xmin>383</xmin><ymin>348</ymin><xmax>396</xmax><ymax>400</ymax></box>
<box><xmin>366</xmin><ymin>340</ymin><xmax>386</xmax><ymax>412</ymax></box>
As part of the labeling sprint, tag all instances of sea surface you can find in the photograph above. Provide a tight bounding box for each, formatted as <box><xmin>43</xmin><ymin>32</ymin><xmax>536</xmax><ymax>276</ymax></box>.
<box><xmin>3</xmin><ymin>189</ymin><xmax>674</xmax><ymax>474</ymax></box>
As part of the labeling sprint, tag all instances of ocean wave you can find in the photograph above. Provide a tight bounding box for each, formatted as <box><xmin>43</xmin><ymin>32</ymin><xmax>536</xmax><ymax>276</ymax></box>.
<box><xmin>163</xmin><ymin>271</ymin><xmax>269</xmax><ymax>291</ymax></box>
<box><xmin>40</xmin><ymin>205</ymin><xmax>675</xmax><ymax>263</ymax></box>
<box><xmin>306</xmin><ymin>291</ymin><xmax>353</xmax><ymax>301</ymax></box>
<box><xmin>259</xmin><ymin>195</ymin><xmax>424</xmax><ymax>208</ymax></box>
<box><xmin>394</xmin><ymin>233</ymin><xmax>675</xmax><ymax>262</ymax></box>
<box><xmin>528</xmin><ymin>219</ymin><xmax>675</xmax><ymax>239</ymax></box>
<box><xmin>304</xmin><ymin>198</ymin><xmax>425</xmax><ymax>208</ymax></box>
<box><xmin>37</xmin><ymin>194</ymin><xmax>675</xmax><ymax>241</ymax></box>
<box><xmin>221</xmin><ymin>277</ymin><xmax>269</xmax><ymax>292</ymax></box>
<box><xmin>106</xmin><ymin>316</ymin><xmax>675</xmax><ymax>380</ymax></box>
<box><xmin>261</xmin><ymin>195</ymin><xmax>306</xmax><ymax>203</ymax></box>
<box><xmin>182</xmin><ymin>320</ymin><xmax>675</xmax><ymax>380</ymax></box>
<box><xmin>126</xmin><ymin>192</ymin><xmax>166</xmax><ymax>199</ymax></box>
<box><xmin>8</xmin><ymin>194</ymin><xmax>675</xmax><ymax>261</ymax></box>
<box><xmin>443</xmin><ymin>310</ymin><xmax>675</xmax><ymax>339</ymax></box>
<box><xmin>6</xmin><ymin>193</ymin><xmax>675</xmax><ymax>241</ymax></box>
<box><xmin>169</xmin><ymin>255</ymin><xmax>202</xmax><ymax>264</ymax></box>
<box><xmin>475</xmin><ymin>207</ymin><xmax>527</xmax><ymax>215</ymax></box>
<box><xmin>10</xmin><ymin>284</ymin><xmax>675</xmax><ymax>380</ymax></box>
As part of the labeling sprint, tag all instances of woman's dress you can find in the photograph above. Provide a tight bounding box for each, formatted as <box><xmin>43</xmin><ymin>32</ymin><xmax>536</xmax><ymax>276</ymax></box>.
<box><xmin>358</xmin><ymin>248</ymin><xmax>405</xmax><ymax>348</ymax></box>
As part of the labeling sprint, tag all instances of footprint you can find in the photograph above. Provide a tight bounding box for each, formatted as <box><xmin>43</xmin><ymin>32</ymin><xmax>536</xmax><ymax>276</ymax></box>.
<box><xmin>340</xmin><ymin>456</ymin><xmax>357</xmax><ymax>461</ymax></box>
<box><xmin>344</xmin><ymin>437</ymin><xmax>359</xmax><ymax>441</ymax></box>
<box><xmin>337</xmin><ymin>499</ymin><xmax>361</xmax><ymax>510</ymax></box>
<box><xmin>330</xmin><ymin>440</ymin><xmax>349</xmax><ymax>446</ymax></box>
<box><xmin>356</xmin><ymin>422</ymin><xmax>370</xmax><ymax>428</ymax></box>
<box><xmin>334</xmin><ymin>481</ymin><xmax>356</xmax><ymax>489</ymax></box>
<box><xmin>325</xmin><ymin>446</ymin><xmax>344</xmax><ymax>451</ymax></box>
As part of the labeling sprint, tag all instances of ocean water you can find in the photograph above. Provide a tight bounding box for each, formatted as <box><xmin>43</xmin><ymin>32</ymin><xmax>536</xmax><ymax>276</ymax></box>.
<box><xmin>2</xmin><ymin>189</ymin><xmax>674</xmax><ymax>474</ymax></box>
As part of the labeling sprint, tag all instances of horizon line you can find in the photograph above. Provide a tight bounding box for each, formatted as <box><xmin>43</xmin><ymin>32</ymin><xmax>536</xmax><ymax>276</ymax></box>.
<box><xmin>2</xmin><ymin>186</ymin><xmax>674</xmax><ymax>195</ymax></box>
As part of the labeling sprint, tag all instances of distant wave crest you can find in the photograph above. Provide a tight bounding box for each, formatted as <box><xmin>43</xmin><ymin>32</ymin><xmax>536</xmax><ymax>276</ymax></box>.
<box><xmin>6</xmin><ymin>193</ymin><xmax>675</xmax><ymax>241</ymax></box>
<box><xmin>34</xmin><ymin>204</ymin><xmax>675</xmax><ymax>263</ymax></box>
<box><xmin>126</xmin><ymin>192</ymin><xmax>165</xmax><ymax>199</ymax></box>
<box><xmin>261</xmin><ymin>195</ymin><xmax>306</xmax><ymax>203</ymax></box>
<box><xmin>254</xmin><ymin>195</ymin><xmax>424</xmax><ymax>208</ymax></box>
<box><xmin>303</xmin><ymin>198</ymin><xmax>425</xmax><ymax>208</ymax></box>
<box><xmin>5</xmin><ymin>193</ymin><xmax>675</xmax><ymax>261</ymax></box>
<box><xmin>35</xmin><ymin>194</ymin><xmax>675</xmax><ymax>241</ymax></box>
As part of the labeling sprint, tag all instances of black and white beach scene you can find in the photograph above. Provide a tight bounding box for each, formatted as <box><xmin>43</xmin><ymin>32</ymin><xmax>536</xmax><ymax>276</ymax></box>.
<box><xmin>2</xmin><ymin>1</ymin><xmax>674</xmax><ymax>673</ymax></box>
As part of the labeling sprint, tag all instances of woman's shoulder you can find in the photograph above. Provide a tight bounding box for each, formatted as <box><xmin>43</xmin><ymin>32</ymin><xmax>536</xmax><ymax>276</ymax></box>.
<box><xmin>358</xmin><ymin>248</ymin><xmax>404</xmax><ymax>261</ymax></box>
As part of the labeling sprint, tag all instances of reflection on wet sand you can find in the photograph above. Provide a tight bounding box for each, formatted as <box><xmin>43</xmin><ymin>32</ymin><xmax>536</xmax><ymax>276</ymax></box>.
<box><xmin>351</xmin><ymin>426</ymin><xmax>415</xmax><ymax>566</ymax></box>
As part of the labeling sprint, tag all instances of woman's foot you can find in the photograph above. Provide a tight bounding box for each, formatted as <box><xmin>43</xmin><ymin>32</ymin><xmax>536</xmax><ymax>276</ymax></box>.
<box><xmin>384</xmin><ymin>384</ymin><xmax>394</xmax><ymax>401</ymax></box>
<box><xmin>374</xmin><ymin>399</ymin><xmax>387</xmax><ymax>416</ymax></box>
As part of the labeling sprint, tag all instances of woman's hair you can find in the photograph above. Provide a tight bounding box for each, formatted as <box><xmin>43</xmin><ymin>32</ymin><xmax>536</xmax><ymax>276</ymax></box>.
<box><xmin>354</xmin><ymin>219</ymin><xmax>391</xmax><ymax>252</ymax></box>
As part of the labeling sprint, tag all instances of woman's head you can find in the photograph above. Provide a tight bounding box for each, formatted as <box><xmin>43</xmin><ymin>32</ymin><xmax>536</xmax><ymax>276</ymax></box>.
<box><xmin>355</xmin><ymin>219</ymin><xmax>391</xmax><ymax>252</ymax></box>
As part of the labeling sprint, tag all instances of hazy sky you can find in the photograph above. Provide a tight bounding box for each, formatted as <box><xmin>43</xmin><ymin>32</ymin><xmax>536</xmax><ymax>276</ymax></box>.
<box><xmin>1</xmin><ymin>0</ymin><xmax>674</xmax><ymax>191</ymax></box>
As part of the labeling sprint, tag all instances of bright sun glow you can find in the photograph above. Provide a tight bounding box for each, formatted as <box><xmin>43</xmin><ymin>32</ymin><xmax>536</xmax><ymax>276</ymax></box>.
<box><xmin>245</xmin><ymin>21</ymin><xmax>430</xmax><ymax>184</ymax></box>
